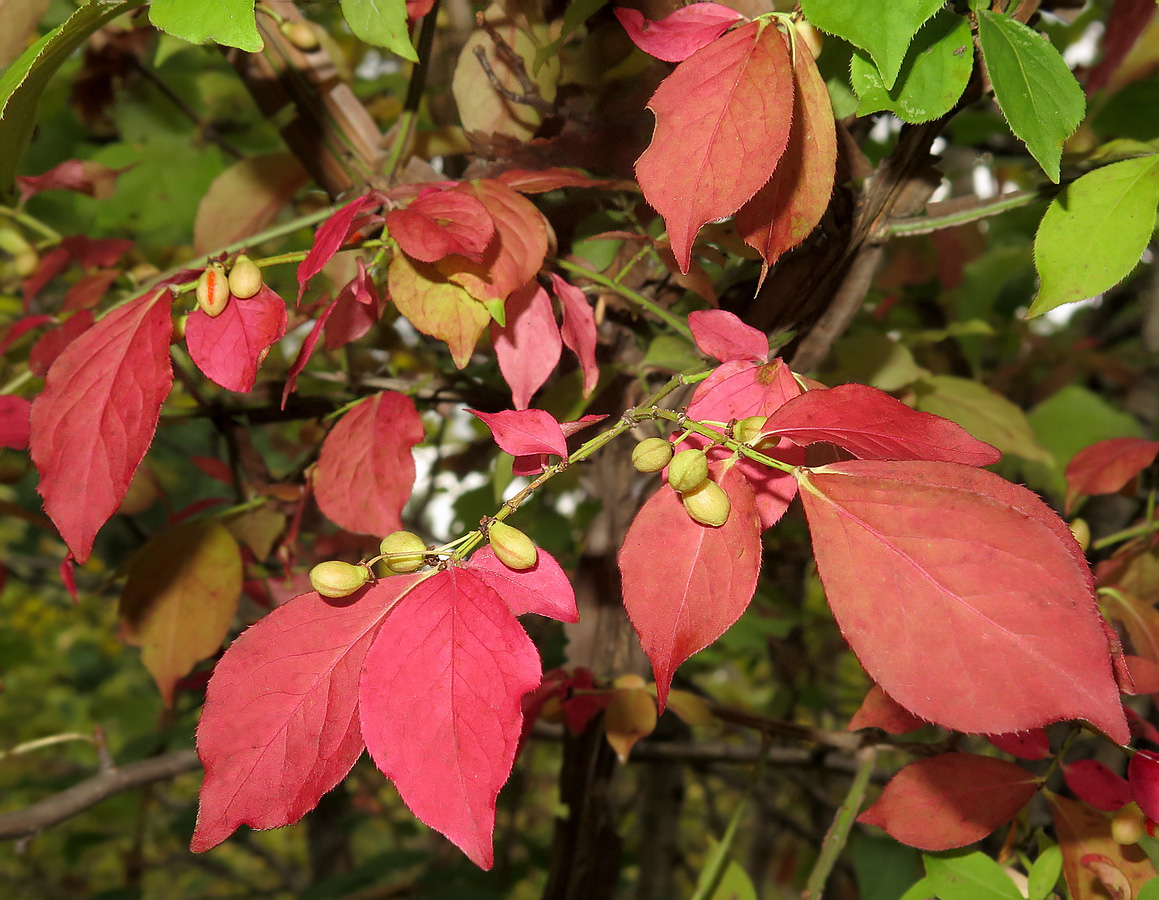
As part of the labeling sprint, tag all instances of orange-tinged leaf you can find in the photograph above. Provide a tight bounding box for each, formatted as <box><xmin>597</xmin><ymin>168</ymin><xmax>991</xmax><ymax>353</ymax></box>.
<box><xmin>388</xmin><ymin>250</ymin><xmax>490</xmax><ymax>368</ymax></box>
<box><xmin>858</xmin><ymin>753</ymin><xmax>1041</xmax><ymax>850</ymax></box>
<box><xmin>604</xmin><ymin>687</ymin><xmax>658</xmax><ymax>762</ymax></box>
<box><xmin>29</xmin><ymin>291</ymin><xmax>174</xmax><ymax>562</ymax></box>
<box><xmin>1065</xmin><ymin>437</ymin><xmax>1159</xmax><ymax>511</ymax></box>
<box><xmin>1047</xmin><ymin>792</ymin><xmax>1157</xmax><ymax>900</ymax></box>
<box><xmin>636</xmin><ymin>20</ymin><xmax>794</xmax><ymax>274</ymax></box>
<box><xmin>193</xmin><ymin>153</ymin><xmax>309</xmax><ymax>256</ymax></box>
<box><xmin>735</xmin><ymin>33</ymin><xmax>836</xmax><ymax>283</ymax></box>
<box><xmin>848</xmin><ymin>684</ymin><xmax>925</xmax><ymax>734</ymax></box>
<box><xmin>314</xmin><ymin>391</ymin><xmax>425</xmax><ymax>537</ymax></box>
<box><xmin>120</xmin><ymin>519</ymin><xmax>243</xmax><ymax>706</ymax></box>
<box><xmin>620</xmin><ymin>464</ymin><xmax>762</xmax><ymax>708</ymax></box>
<box><xmin>798</xmin><ymin>460</ymin><xmax>1129</xmax><ymax>743</ymax></box>
<box><xmin>438</xmin><ymin>180</ymin><xmax>549</xmax><ymax>304</ymax></box>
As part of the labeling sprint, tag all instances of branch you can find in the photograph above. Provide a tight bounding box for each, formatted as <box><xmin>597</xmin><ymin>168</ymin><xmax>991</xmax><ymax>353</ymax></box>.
<box><xmin>0</xmin><ymin>749</ymin><xmax>200</xmax><ymax>841</ymax></box>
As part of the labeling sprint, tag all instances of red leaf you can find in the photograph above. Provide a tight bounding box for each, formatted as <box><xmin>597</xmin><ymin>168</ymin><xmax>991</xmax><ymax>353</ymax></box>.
<box><xmin>735</xmin><ymin>35</ymin><xmax>837</xmax><ymax>283</ymax></box>
<box><xmin>30</xmin><ymin>292</ymin><xmax>174</xmax><ymax>562</ymax></box>
<box><xmin>1127</xmin><ymin>706</ymin><xmax>1159</xmax><ymax>746</ymax></box>
<box><xmin>187</xmin><ymin>286</ymin><xmax>288</xmax><ymax>393</ymax></box>
<box><xmin>314</xmin><ymin>391</ymin><xmax>424</xmax><ymax>537</ymax></box>
<box><xmin>636</xmin><ymin>21</ymin><xmax>793</xmax><ymax>273</ymax></box>
<box><xmin>437</xmin><ymin>180</ymin><xmax>549</xmax><ymax>304</ymax></box>
<box><xmin>359</xmin><ymin>567</ymin><xmax>542</xmax><ymax>869</ymax></box>
<box><xmin>1048</xmin><ymin>793</ymin><xmax>1157</xmax><ymax>899</ymax></box>
<box><xmin>15</xmin><ymin>159</ymin><xmax>124</xmax><ymax>203</ymax></box>
<box><xmin>688</xmin><ymin>309</ymin><xmax>768</xmax><ymax>363</ymax></box>
<box><xmin>1066</xmin><ymin>437</ymin><xmax>1159</xmax><ymax>510</ymax></box>
<box><xmin>550</xmin><ymin>274</ymin><xmax>599</xmax><ymax>398</ymax></box>
<box><xmin>470</xmin><ymin>408</ymin><xmax>568</xmax><ymax>459</ymax></box>
<box><xmin>512</xmin><ymin>413</ymin><xmax>606</xmax><ymax>477</ymax></box>
<box><xmin>28</xmin><ymin>311</ymin><xmax>95</xmax><ymax>378</ymax></box>
<box><xmin>848</xmin><ymin>684</ymin><xmax>925</xmax><ymax>734</ymax></box>
<box><xmin>620</xmin><ymin>464</ymin><xmax>762</xmax><ymax>708</ymax></box>
<box><xmin>987</xmin><ymin>729</ymin><xmax>1051</xmax><ymax>760</ymax></box>
<box><xmin>492</xmin><ymin>282</ymin><xmax>561</xmax><ymax>410</ymax></box>
<box><xmin>63</xmin><ymin>269</ymin><xmax>118</xmax><ymax>312</ymax></box>
<box><xmin>297</xmin><ymin>194</ymin><xmax>380</xmax><ymax>303</ymax></box>
<box><xmin>858</xmin><ymin>753</ymin><xmax>1041</xmax><ymax>850</ymax></box>
<box><xmin>324</xmin><ymin>260</ymin><xmax>383</xmax><ymax>352</ymax></box>
<box><xmin>1064</xmin><ymin>760</ymin><xmax>1133</xmax><ymax>811</ymax></box>
<box><xmin>798</xmin><ymin>460</ymin><xmax>1129</xmax><ymax>743</ymax></box>
<box><xmin>496</xmin><ymin>167</ymin><xmax>637</xmax><ymax>193</ymax></box>
<box><xmin>22</xmin><ymin>246</ymin><xmax>70</xmax><ymax>306</ymax></box>
<box><xmin>60</xmin><ymin>554</ymin><xmax>77</xmax><ymax>602</ymax></box>
<box><xmin>0</xmin><ymin>314</ymin><xmax>53</xmax><ymax>356</ymax></box>
<box><xmin>1125</xmin><ymin>654</ymin><xmax>1159</xmax><ymax>694</ymax></box>
<box><xmin>614</xmin><ymin>3</ymin><xmax>745</xmax><ymax>63</ymax></box>
<box><xmin>386</xmin><ymin>188</ymin><xmax>494</xmax><ymax>263</ymax></box>
<box><xmin>191</xmin><ymin>576</ymin><xmax>426</xmax><ymax>851</ymax></box>
<box><xmin>60</xmin><ymin>235</ymin><xmax>134</xmax><ymax>270</ymax></box>
<box><xmin>467</xmin><ymin>545</ymin><xmax>579</xmax><ymax>622</ymax></box>
<box><xmin>763</xmin><ymin>383</ymin><xmax>1001</xmax><ymax>467</ymax></box>
<box><xmin>0</xmin><ymin>396</ymin><xmax>32</xmax><ymax>450</ymax></box>
<box><xmin>686</xmin><ymin>358</ymin><xmax>805</xmax><ymax>528</ymax></box>
<box><xmin>1130</xmin><ymin>750</ymin><xmax>1159</xmax><ymax>821</ymax></box>
<box><xmin>1086</xmin><ymin>0</ymin><xmax>1157</xmax><ymax>94</ymax></box>
<box><xmin>281</xmin><ymin>297</ymin><xmax>338</xmax><ymax>408</ymax></box>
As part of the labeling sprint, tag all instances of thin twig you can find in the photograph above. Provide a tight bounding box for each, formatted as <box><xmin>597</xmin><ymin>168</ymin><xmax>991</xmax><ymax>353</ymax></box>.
<box><xmin>130</xmin><ymin>58</ymin><xmax>244</xmax><ymax>160</ymax></box>
<box><xmin>474</xmin><ymin>17</ymin><xmax>555</xmax><ymax>118</ymax></box>
<box><xmin>802</xmin><ymin>746</ymin><xmax>878</xmax><ymax>900</ymax></box>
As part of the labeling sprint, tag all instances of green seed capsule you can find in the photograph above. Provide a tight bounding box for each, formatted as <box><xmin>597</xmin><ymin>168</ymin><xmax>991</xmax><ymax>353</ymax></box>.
<box><xmin>667</xmin><ymin>448</ymin><xmax>709</xmax><ymax>493</ymax></box>
<box><xmin>632</xmin><ymin>437</ymin><xmax>674</xmax><ymax>473</ymax></box>
<box><xmin>309</xmin><ymin>560</ymin><xmax>369</xmax><ymax>598</ymax></box>
<box><xmin>681</xmin><ymin>480</ymin><xmax>731</xmax><ymax>527</ymax></box>
<box><xmin>488</xmin><ymin>521</ymin><xmax>537</xmax><ymax>570</ymax></box>
<box><xmin>379</xmin><ymin>531</ymin><xmax>427</xmax><ymax>573</ymax></box>
<box><xmin>228</xmin><ymin>255</ymin><xmax>263</xmax><ymax>299</ymax></box>
<box><xmin>196</xmin><ymin>263</ymin><xmax>230</xmax><ymax>317</ymax></box>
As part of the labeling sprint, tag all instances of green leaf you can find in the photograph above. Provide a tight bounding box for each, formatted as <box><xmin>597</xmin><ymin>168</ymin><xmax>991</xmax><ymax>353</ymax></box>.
<box><xmin>897</xmin><ymin>878</ymin><xmax>936</xmax><ymax>900</ymax></box>
<box><xmin>340</xmin><ymin>0</ymin><xmax>417</xmax><ymax>62</ymax></box>
<box><xmin>976</xmin><ymin>11</ymin><xmax>1084</xmax><ymax>182</ymax></box>
<box><xmin>923</xmin><ymin>850</ymin><xmax>1023</xmax><ymax>900</ymax></box>
<box><xmin>1026</xmin><ymin>844</ymin><xmax>1062</xmax><ymax>900</ymax></box>
<box><xmin>850</xmin><ymin>832</ymin><xmax>924</xmax><ymax>900</ymax></box>
<box><xmin>1029</xmin><ymin>155</ymin><xmax>1159</xmax><ymax>317</ymax></box>
<box><xmin>1139</xmin><ymin>877</ymin><xmax>1159</xmax><ymax>900</ymax></box>
<box><xmin>148</xmin><ymin>0</ymin><xmax>262</xmax><ymax>52</ymax></box>
<box><xmin>709</xmin><ymin>858</ymin><xmax>756</xmax><ymax>900</ymax></box>
<box><xmin>533</xmin><ymin>0</ymin><xmax>607</xmax><ymax>73</ymax></box>
<box><xmin>0</xmin><ymin>0</ymin><xmax>145</xmax><ymax>197</ymax></box>
<box><xmin>851</xmin><ymin>11</ymin><xmax>973</xmax><ymax>124</ymax></box>
<box><xmin>800</xmin><ymin>0</ymin><xmax>943</xmax><ymax>89</ymax></box>
<box><xmin>912</xmin><ymin>375</ymin><xmax>1051</xmax><ymax>464</ymax></box>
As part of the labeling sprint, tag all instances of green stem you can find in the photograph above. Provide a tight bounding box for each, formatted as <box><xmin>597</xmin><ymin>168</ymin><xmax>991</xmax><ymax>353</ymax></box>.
<box><xmin>1092</xmin><ymin>519</ymin><xmax>1159</xmax><ymax>551</ymax></box>
<box><xmin>649</xmin><ymin>409</ymin><xmax>798</xmax><ymax>474</ymax></box>
<box><xmin>555</xmin><ymin>258</ymin><xmax>695</xmax><ymax>343</ymax></box>
<box><xmin>0</xmin><ymin>369</ymin><xmax>34</xmax><ymax>396</ymax></box>
<box><xmin>689</xmin><ymin>740</ymin><xmax>771</xmax><ymax>900</ymax></box>
<box><xmin>802</xmin><ymin>746</ymin><xmax>878</xmax><ymax>900</ymax></box>
<box><xmin>883</xmin><ymin>189</ymin><xmax>1051</xmax><ymax>238</ymax></box>
<box><xmin>385</xmin><ymin>0</ymin><xmax>441</xmax><ymax>181</ymax></box>
<box><xmin>0</xmin><ymin>207</ymin><xmax>63</xmax><ymax>244</ymax></box>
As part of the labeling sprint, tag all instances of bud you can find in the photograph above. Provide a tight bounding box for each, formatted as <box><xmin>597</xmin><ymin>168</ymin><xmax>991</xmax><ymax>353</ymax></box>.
<box><xmin>196</xmin><ymin>263</ymin><xmax>230</xmax><ymax>317</ymax></box>
<box><xmin>667</xmin><ymin>448</ymin><xmax>709</xmax><ymax>493</ymax></box>
<box><xmin>794</xmin><ymin>19</ymin><xmax>823</xmax><ymax>59</ymax></box>
<box><xmin>282</xmin><ymin>20</ymin><xmax>320</xmax><ymax>51</ymax></box>
<box><xmin>1070</xmin><ymin>518</ymin><xmax>1091</xmax><ymax>552</ymax></box>
<box><xmin>733</xmin><ymin>416</ymin><xmax>767</xmax><ymax>445</ymax></box>
<box><xmin>379</xmin><ymin>530</ymin><xmax>427</xmax><ymax>573</ymax></box>
<box><xmin>228</xmin><ymin>255</ymin><xmax>263</xmax><ymax>299</ymax></box>
<box><xmin>1113</xmin><ymin>802</ymin><xmax>1147</xmax><ymax>845</ymax></box>
<box><xmin>632</xmin><ymin>437</ymin><xmax>673</xmax><ymax>473</ymax></box>
<box><xmin>682</xmin><ymin>479</ymin><xmax>731</xmax><ymax>527</ymax></box>
<box><xmin>488</xmin><ymin>521</ymin><xmax>537</xmax><ymax>570</ymax></box>
<box><xmin>309</xmin><ymin>560</ymin><xmax>369</xmax><ymax>598</ymax></box>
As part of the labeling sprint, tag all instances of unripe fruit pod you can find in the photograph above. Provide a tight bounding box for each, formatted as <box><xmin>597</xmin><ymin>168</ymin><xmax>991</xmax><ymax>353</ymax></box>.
<box><xmin>488</xmin><ymin>521</ymin><xmax>537</xmax><ymax>570</ymax></box>
<box><xmin>171</xmin><ymin>313</ymin><xmax>188</xmax><ymax>343</ymax></box>
<box><xmin>379</xmin><ymin>530</ymin><xmax>427</xmax><ymax>573</ymax></box>
<box><xmin>734</xmin><ymin>416</ymin><xmax>767</xmax><ymax>445</ymax></box>
<box><xmin>1113</xmin><ymin>802</ymin><xmax>1147</xmax><ymax>845</ymax></box>
<box><xmin>682</xmin><ymin>479</ymin><xmax>731</xmax><ymax>527</ymax></box>
<box><xmin>632</xmin><ymin>437</ymin><xmax>673</xmax><ymax>473</ymax></box>
<box><xmin>794</xmin><ymin>19</ymin><xmax>823</xmax><ymax>59</ymax></box>
<box><xmin>228</xmin><ymin>255</ymin><xmax>263</xmax><ymax>299</ymax></box>
<box><xmin>13</xmin><ymin>249</ymin><xmax>38</xmax><ymax>277</ymax></box>
<box><xmin>196</xmin><ymin>263</ymin><xmax>230</xmax><ymax>317</ymax></box>
<box><xmin>1070</xmin><ymin>518</ymin><xmax>1091</xmax><ymax>552</ymax></box>
<box><xmin>282</xmin><ymin>20</ymin><xmax>320</xmax><ymax>51</ymax></box>
<box><xmin>667</xmin><ymin>448</ymin><xmax>709</xmax><ymax>493</ymax></box>
<box><xmin>310</xmin><ymin>560</ymin><xmax>369</xmax><ymax>598</ymax></box>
